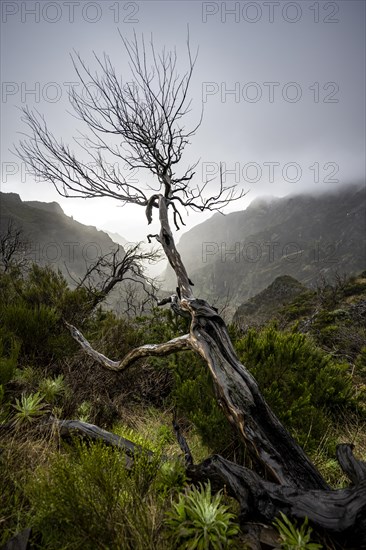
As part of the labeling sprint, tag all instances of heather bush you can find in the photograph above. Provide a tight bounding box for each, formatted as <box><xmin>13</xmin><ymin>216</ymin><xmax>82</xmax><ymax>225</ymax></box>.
<box><xmin>234</xmin><ymin>326</ymin><xmax>356</xmax><ymax>452</ymax></box>
<box><xmin>27</xmin><ymin>440</ymin><xmax>168</xmax><ymax>550</ymax></box>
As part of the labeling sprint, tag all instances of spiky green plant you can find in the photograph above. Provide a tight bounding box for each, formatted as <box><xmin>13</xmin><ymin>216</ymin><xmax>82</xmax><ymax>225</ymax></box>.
<box><xmin>273</xmin><ymin>512</ymin><xmax>322</xmax><ymax>550</ymax></box>
<box><xmin>14</xmin><ymin>366</ymin><xmax>39</xmax><ymax>386</ymax></box>
<box><xmin>38</xmin><ymin>375</ymin><xmax>65</xmax><ymax>403</ymax></box>
<box><xmin>155</xmin><ymin>459</ymin><xmax>187</xmax><ymax>497</ymax></box>
<box><xmin>165</xmin><ymin>481</ymin><xmax>239</xmax><ymax>549</ymax></box>
<box><xmin>12</xmin><ymin>392</ymin><xmax>48</xmax><ymax>427</ymax></box>
<box><xmin>76</xmin><ymin>400</ymin><xmax>92</xmax><ymax>423</ymax></box>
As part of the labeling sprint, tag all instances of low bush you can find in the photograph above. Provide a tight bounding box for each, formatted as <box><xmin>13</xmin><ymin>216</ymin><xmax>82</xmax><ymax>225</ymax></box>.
<box><xmin>0</xmin><ymin>436</ymin><xmax>54</xmax><ymax>547</ymax></box>
<box><xmin>27</xmin><ymin>440</ymin><xmax>168</xmax><ymax>550</ymax></box>
<box><xmin>169</xmin><ymin>351</ymin><xmax>239</xmax><ymax>457</ymax></box>
<box><xmin>165</xmin><ymin>481</ymin><xmax>240</xmax><ymax>549</ymax></box>
<box><xmin>234</xmin><ymin>326</ymin><xmax>357</xmax><ymax>452</ymax></box>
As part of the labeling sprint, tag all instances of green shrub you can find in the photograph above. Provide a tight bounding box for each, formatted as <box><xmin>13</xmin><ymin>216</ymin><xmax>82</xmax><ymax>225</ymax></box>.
<box><xmin>273</xmin><ymin>512</ymin><xmax>322</xmax><ymax>549</ymax></box>
<box><xmin>165</xmin><ymin>481</ymin><xmax>239</xmax><ymax>549</ymax></box>
<box><xmin>18</xmin><ymin>264</ymin><xmax>67</xmax><ymax>305</ymax></box>
<box><xmin>170</xmin><ymin>351</ymin><xmax>237</xmax><ymax>456</ymax></box>
<box><xmin>343</xmin><ymin>279</ymin><xmax>366</xmax><ymax>297</ymax></box>
<box><xmin>93</xmin><ymin>311</ymin><xmax>145</xmax><ymax>359</ymax></box>
<box><xmin>14</xmin><ymin>365</ymin><xmax>39</xmax><ymax>387</ymax></box>
<box><xmin>279</xmin><ymin>290</ymin><xmax>317</xmax><ymax>321</ymax></box>
<box><xmin>1</xmin><ymin>302</ymin><xmax>61</xmax><ymax>361</ymax></box>
<box><xmin>27</xmin><ymin>440</ymin><xmax>166</xmax><ymax>550</ymax></box>
<box><xmin>38</xmin><ymin>375</ymin><xmax>66</xmax><ymax>404</ymax></box>
<box><xmin>0</xmin><ymin>332</ymin><xmax>20</xmax><ymax>385</ymax></box>
<box><xmin>154</xmin><ymin>459</ymin><xmax>187</xmax><ymax>497</ymax></box>
<box><xmin>12</xmin><ymin>392</ymin><xmax>48</xmax><ymax>427</ymax></box>
<box><xmin>0</xmin><ymin>439</ymin><xmax>43</xmax><ymax>547</ymax></box>
<box><xmin>234</xmin><ymin>326</ymin><xmax>356</xmax><ymax>452</ymax></box>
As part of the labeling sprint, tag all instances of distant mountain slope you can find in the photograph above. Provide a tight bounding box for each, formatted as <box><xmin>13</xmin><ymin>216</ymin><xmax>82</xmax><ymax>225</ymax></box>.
<box><xmin>102</xmin><ymin>230</ymin><xmax>129</xmax><ymax>247</ymax></box>
<box><xmin>164</xmin><ymin>184</ymin><xmax>366</xmax><ymax>312</ymax></box>
<box><xmin>233</xmin><ymin>275</ymin><xmax>306</xmax><ymax>327</ymax></box>
<box><xmin>0</xmin><ymin>192</ymin><xmax>121</xmax><ymax>282</ymax></box>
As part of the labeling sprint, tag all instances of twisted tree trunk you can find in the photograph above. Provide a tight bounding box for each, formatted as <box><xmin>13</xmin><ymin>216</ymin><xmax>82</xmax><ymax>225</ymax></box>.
<box><xmin>182</xmin><ymin>298</ymin><xmax>328</xmax><ymax>490</ymax></box>
<box><xmin>65</xmin><ymin>194</ymin><xmax>365</xmax><ymax>544</ymax></box>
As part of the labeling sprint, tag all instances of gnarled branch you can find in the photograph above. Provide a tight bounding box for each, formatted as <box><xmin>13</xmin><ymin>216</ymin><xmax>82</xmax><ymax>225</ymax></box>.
<box><xmin>65</xmin><ymin>321</ymin><xmax>192</xmax><ymax>371</ymax></box>
<box><xmin>187</xmin><ymin>447</ymin><xmax>366</xmax><ymax>546</ymax></box>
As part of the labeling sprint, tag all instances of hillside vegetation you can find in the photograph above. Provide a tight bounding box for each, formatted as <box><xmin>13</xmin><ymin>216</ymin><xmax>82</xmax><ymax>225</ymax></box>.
<box><xmin>1</xmin><ymin>237</ymin><xmax>365</xmax><ymax>548</ymax></box>
<box><xmin>0</xmin><ymin>193</ymin><xmax>159</xmax><ymax>317</ymax></box>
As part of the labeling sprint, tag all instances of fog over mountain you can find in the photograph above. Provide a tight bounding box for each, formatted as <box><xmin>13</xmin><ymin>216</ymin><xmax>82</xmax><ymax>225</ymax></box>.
<box><xmin>2</xmin><ymin>183</ymin><xmax>364</xmax><ymax>318</ymax></box>
<box><xmin>1</xmin><ymin>2</ymin><xmax>364</xmax><ymax>242</ymax></box>
<box><xmin>2</xmin><ymin>0</ymin><xmax>365</xmax><ymax>305</ymax></box>
<box><xmin>163</xmin><ymin>183</ymin><xmax>366</xmax><ymax>315</ymax></box>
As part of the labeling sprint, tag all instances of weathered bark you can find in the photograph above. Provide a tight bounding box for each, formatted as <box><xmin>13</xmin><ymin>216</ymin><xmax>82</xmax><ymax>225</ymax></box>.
<box><xmin>65</xmin><ymin>321</ymin><xmax>192</xmax><ymax>371</ymax></box>
<box><xmin>1</xmin><ymin>528</ymin><xmax>33</xmax><ymax>550</ymax></box>
<box><xmin>182</xmin><ymin>298</ymin><xmax>328</xmax><ymax>490</ymax></box>
<box><xmin>173</xmin><ymin>419</ymin><xmax>194</xmax><ymax>467</ymax></box>
<box><xmin>157</xmin><ymin>195</ymin><xmax>194</xmax><ymax>300</ymax></box>
<box><xmin>187</xmin><ymin>447</ymin><xmax>366</xmax><ymax>548</ymax></box>
<box><xmin>336</xmin><ymin>443</ymin><xmax>366</xmax><ymax>484</ymax></box>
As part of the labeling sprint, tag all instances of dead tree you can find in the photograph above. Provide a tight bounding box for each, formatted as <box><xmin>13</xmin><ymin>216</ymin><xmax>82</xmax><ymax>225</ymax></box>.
<box><xmin>0</xmin><ymin>220</ymin><xmax>29</xmax><ymax>273</ymax></box>
<box><xmin>16</xmin><ymin>32</ymin><xmax>366</xmax><ymax>543</ymax></box>
<box><xmin>65</xmin><ymin>242</ymin><xmax>160</xmax><ymax>314</ymax></box>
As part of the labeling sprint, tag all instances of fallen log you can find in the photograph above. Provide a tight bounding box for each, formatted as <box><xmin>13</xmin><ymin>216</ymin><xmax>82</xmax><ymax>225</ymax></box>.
<box><xmin>187</xmin><ymin>446</ymin><xmax>366</xmax><ymax>549</ymax></box>
<box><xmin>1</xmin><ymin>528</ymin><xmax>32</xmax><ymax>550</ymax></box>
<box><xmin>169</xmin><ymin>423</ymin><xmax>365</xmax><ymax>547</ymax></box>
<box><xmin>55</xmin><ymin>419</ymin><xmax>154</xmax><ymax>469</ymax></box>
<box><xmin>51</xmin><ymin>418</ymin><xmax>366</xmax><ymax>547</ymax></box>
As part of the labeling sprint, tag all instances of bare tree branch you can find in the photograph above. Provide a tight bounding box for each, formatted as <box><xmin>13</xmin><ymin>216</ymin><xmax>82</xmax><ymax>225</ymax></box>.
<box><xmin>0</xmin><ymin>220</ymin><xmax>29</xmax><ymax>272</ymax></box>
<box><xmin>65</xmin><ymin>321</ymin><xmax>192</xmax><ymax>371</ymax></box>
<box><xmin>14</xmin><ymin>33</ymin><xmax>245</xmax><ymax>233</ymax></box>
<box><xmin>71</xmin><ymin>242</ymin><xmax>160</xmax><ymax>310</ymax></box>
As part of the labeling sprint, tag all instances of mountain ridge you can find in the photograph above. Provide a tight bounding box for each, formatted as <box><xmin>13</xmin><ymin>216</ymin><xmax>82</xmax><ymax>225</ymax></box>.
<box><xmin>233</xmin><ymin>274</ymin><xmax>307</xmax><ymax>328</ymax></box>
<box><xmin>0</xmin><ymin>192</ymin><xmax>121</xmax><ymax>282</ymax></box>
<box><xmin>164</xmin><ymin>183</ymin><xmax>366</xmax><ymax>314</ymax></box>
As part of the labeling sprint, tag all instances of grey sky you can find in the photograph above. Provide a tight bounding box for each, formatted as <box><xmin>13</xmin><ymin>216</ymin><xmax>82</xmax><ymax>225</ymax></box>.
<box><xmin>1</xmin><ymin>0</ymin><xmax>365</xmax><ymax>246</ymax></box>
